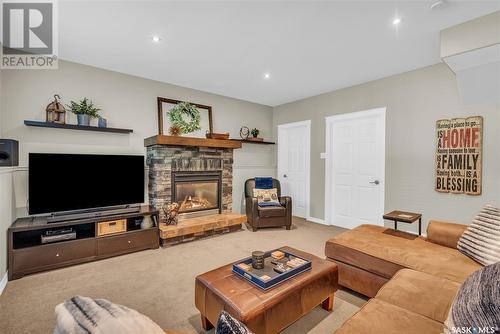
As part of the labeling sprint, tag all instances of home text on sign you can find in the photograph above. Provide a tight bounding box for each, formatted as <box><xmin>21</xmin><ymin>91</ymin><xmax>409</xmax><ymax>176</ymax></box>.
<box><xmin>435</xmin><ymin>116</ymin><xmax>483</xmax><ymax>195</ymax></box>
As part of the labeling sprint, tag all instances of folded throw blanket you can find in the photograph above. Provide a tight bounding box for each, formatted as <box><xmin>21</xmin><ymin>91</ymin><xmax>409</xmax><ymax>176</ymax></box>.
<box><xmin>54</xmin><ymin>296</ymin><xmax>164</xmax><ymax>334</ymax></box>
<box><xmin>255</xmin><ymin>177</ymin><xmax>273</xmax><ymax>189</ymax></box>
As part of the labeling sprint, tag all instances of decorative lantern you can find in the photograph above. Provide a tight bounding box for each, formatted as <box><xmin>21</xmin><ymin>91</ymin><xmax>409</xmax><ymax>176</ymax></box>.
<box><xmin>46</xmin><ymin>94</ymin><xmax>66</xmax><ymax>124</ymax></box>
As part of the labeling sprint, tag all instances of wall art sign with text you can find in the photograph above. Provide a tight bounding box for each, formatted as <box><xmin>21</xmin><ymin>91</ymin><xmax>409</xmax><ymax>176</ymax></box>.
<box><xmin>435</xmin><ymin>116</ymin><xmax>483</xmax><ymax>195</ymax></box>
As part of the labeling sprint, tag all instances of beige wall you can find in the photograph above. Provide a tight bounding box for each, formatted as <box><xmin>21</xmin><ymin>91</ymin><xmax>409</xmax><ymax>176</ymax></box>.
<box><xmin>0</xmin><ymin>69</ymin><xmax>14</xmax><ymax>284</ymax></box>
<box><xmin>273</xmin><ymin>63</ymin><xmax>500</xmax><ymax>231</ymax></box>
<box><xmin>441</xmin><ymin>11</ymin><xmax>500</xmax><ymax>58</ymax></box>
<box><xmin>0</xmin><ymin>61</ymin><xmax>275</xmax><ymax>279</ymax></box>
<box><xmin>0</xmin><ymin>169</ymin><xmax>14</xmax><ymax>283</ymax></box>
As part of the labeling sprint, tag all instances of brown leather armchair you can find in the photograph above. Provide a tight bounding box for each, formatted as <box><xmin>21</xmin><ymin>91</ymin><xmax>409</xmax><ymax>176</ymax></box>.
<box><xmin>245</xmin><ymin>178</ymin><xmax>292</xmax><ymax>232</ymax></box>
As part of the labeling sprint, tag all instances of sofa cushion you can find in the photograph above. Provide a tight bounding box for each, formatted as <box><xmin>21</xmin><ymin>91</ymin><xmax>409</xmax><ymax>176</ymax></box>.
<box><xmin>426</xmin><ymin>220</ymin><xmax>468</xmax><ymax>249</ymax></box>
<box><xmin>444</xmin><ymin>262</ymin><xmax>500</xmax><ymax>334</ymax></box>
<box><xmin>457</xmin><ymin>204</ymin><xmax>500</xmax><ymax>266</ymax></box>
<box><xmin>334</xmin><ymin>299</ymin><xmax>443</xmax><ymax>334</ymax></box>
<box><xmin>253</xmin><ymin>188</ymin><xmax>281</xmax><ymax>207</ymax></box>
<box><xmin>258</xmin><ymin>206</ymin><xmax>286</xmax><ymax>218</ymax></box>
<box><xmin>325</xmin><ymin>224</ymin><xmax>481</xmax><ymax>283</ymax></box>
<box><xmin>375</xmin><ymin>269</ymin><xmax>461</xmax><ymax>323</ymax></box>
<box><xmin>335</xmin><ymin>261</ymin><xmax>389</xmax><ymax>298</ymax></box>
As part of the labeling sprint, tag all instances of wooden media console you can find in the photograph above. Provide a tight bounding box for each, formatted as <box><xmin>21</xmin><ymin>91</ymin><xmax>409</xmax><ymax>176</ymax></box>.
<box><xmin>8</xmin><ymin>206</ymin><xmax>159</xmax><ymax>280</ymax></box>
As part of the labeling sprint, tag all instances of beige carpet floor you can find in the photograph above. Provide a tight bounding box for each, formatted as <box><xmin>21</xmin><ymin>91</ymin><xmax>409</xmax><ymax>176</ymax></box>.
<box><xmin>0</xmin><ymin>218</ymin><xmax>366</xmax><ymax>334</ymax></box>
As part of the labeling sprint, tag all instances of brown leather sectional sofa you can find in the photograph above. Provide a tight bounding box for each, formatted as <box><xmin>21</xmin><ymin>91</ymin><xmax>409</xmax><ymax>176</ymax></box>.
<box><xmin>326</xmin><ymin>220</ymin><xmax>482</xmax><ymax>334</ymax></box>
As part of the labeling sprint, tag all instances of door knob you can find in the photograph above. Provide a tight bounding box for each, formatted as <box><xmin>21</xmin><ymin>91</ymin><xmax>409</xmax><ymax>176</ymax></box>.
<box><xmin>369</xmin><ymin>180</ymin><xmax>380</xmax><ymax>185</ymax></box>
<box><xmin>283</xmin><ymin>174</ymin><xmax>287</xmax><ymax>178</ymax></box>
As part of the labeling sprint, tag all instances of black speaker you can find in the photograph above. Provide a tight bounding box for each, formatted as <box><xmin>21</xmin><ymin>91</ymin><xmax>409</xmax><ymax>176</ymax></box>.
<box><xmin>0</xmin><ymin>139</ymin><xmax>19</xmax><ymax>167</ymax></box>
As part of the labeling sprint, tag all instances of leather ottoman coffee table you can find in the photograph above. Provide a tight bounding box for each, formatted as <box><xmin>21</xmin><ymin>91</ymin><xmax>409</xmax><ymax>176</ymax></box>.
<box><xmin>195</xmin><ymin>246</ymin><xmax>338</xmax><ymax>334</ymax></box>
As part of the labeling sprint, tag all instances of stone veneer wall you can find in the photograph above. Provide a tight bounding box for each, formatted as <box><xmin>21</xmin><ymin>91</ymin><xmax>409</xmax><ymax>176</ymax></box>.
<box><xmin>146</xmin><ymin>145</ymin><xmax>233</xmax><ymax>222</ymax></box>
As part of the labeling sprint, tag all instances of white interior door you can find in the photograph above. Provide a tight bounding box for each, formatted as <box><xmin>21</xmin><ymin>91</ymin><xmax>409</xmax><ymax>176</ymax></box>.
<box><xmin>278</xmin><ymin>120</ymin><xmax>310</xmax><ymax>218</ymax></box>
<box><xmin>325</xmin><ymin>108</ymin><xmax>385</xmax><ymax>229</ymax></box>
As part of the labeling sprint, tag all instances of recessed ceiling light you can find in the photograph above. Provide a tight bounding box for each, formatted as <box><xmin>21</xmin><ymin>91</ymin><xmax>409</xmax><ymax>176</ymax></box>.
<box><xmin>263</xmin><ymin>73</ymin><xmax>271</xmax><ymax>79</ymax></box>
<box><xmin>152</xmin><ymin>35</ymin><xmax>161</xmax><ymax>43</ymax></box>
<box><xmin>392</xmin><ymin>17</ymin><xmax>402</xmax><ymax>26</ymax></box>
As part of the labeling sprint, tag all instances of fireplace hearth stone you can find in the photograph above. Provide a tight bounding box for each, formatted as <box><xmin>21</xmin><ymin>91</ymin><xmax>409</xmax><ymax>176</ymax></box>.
<box><xmin>158</xmin><ymin>213</ymin><xmax>246</xmax><ymax>246</ymax></box>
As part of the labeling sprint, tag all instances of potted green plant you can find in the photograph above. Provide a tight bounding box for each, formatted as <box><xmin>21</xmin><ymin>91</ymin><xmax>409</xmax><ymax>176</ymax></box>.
<box><xmin>251</xmin><ymin>128</ymin><xmax>260</xmax><ymax>138</ymax></box>
<box><xmin>67</xmin><ymin>98</ymin><xmax>101</xmax><ymax>126</ymax></box>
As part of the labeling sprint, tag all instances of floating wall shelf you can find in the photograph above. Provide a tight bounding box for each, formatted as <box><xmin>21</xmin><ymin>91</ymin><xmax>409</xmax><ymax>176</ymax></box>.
<box><xmin>230</xmin><ymin>139</ymin><xmax>275</xmax><ymax>145</ymax></box>
<box><xmin>24</xmin><ymin>120</ymin><xmax>133</xmax><ymax>134</ymax></box>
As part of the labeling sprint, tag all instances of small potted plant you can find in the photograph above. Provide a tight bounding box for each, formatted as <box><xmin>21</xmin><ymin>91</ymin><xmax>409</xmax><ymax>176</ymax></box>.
<box><xmin>251</xmin><ymin>128</ymin><xmax>260</xmax><ymax>138</ymax></box>
<box><xmin>67</xmin><ymin>98</ymin><xmax>101</xmax><ymax>126</ymax></box>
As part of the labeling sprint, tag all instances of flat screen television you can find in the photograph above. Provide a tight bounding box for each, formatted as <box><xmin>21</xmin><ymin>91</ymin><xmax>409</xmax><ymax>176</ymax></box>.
<box><xmin>29</xmin><ymin>153</ymin><xmax>144</xmax><ymax>215</ymax></box>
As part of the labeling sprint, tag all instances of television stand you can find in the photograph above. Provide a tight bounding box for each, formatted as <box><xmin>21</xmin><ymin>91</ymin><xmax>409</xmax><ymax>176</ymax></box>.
<box><xmin>47</xmin><ymin>206</ymin><xmax>141</xmax><ymax>223</ymax></box>
<box><xmin>8</xmin><ymin>205</ymin><xmax>159</xmax><ymax>280</ymax></box>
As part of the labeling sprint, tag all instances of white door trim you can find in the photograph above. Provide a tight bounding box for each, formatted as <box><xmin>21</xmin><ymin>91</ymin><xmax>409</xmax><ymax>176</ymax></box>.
<box><xmin>277</xmin><ymin>120</ymin><xmax>311</xmax><ymax>220</ymax></box>
<box><xmin>324</xmin><ymin>107</ymin><xmax>386</xmax><ymax>227</ymax></box>
<box><xmin>277</xmin><ymin>119</ymin><xmax>311</xmax><ymax>130</ymax></box>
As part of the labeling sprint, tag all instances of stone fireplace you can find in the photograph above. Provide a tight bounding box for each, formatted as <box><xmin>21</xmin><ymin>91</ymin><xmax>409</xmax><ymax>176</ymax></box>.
<box><xmin>146</xmin><ymin>145</ymin><xmax>233</xmax><ymax>223</ymax></box>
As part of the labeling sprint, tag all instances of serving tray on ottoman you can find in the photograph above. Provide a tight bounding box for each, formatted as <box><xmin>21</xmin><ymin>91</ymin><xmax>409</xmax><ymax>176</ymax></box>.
<box><xmin>232</xmin><ymin>248</ymin><xmax>312</xmax><ymax>290</ymax></box>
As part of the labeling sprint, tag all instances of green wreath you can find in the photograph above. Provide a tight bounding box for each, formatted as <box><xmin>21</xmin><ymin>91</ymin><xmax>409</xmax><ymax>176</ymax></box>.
<box><xmin>168</xmin><ymin>102</ymin><xmax>201</xmax><ymax>134</ymax></box>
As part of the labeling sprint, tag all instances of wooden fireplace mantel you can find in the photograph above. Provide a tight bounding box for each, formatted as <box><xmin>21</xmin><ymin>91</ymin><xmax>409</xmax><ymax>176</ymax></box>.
<box><xmin>144</xmin><ymin>135</ymin><xmax>242</xmax><ymax>149</ymax></box>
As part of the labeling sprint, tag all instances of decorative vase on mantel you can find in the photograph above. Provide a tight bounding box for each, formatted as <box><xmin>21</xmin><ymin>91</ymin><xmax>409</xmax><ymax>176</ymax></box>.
<box><xmin>77</xmin><ymin>114</ymin><xmax>90</xmax><ymax>126</ymax></box>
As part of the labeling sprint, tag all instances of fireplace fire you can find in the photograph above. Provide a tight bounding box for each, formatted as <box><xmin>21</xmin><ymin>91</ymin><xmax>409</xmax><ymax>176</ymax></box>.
<box><xmin>180</xmin><ymin>196</ymin><xmax>212</xmax><ymax>211</ymax></box>
<box><xmin>172</xmin><ymin>171</ymin><xmax>222</xmax><ymax>217</ymax></box>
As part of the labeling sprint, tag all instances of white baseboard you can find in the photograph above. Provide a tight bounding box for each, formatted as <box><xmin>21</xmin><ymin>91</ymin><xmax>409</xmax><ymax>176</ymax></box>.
<box><xmin>307</xmin><ymin>216</ymin><xmax>327</xmax><ymax>225</ymax></box>
<box><xmin>0</xmin><ymin>272</ymin><xmax>8</xmax><ymax>296</ymax></box>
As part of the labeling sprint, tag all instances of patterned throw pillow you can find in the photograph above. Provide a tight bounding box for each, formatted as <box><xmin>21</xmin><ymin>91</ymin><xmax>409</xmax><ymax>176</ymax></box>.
<box><xmin>54</xmin><ymin>296</ymin><xmax>164</xmax><ymax>334</ymax></box>
<box><xmin>216</xmin><ymin>311</ymin><xmax>253</xmax><ymax>334</ymax></box>
<box><xmin>457</xmin><ymin>204</ymin><xmax>500</xmax><ymax>265</ymax></box>
<box><xmin>444</xmin><ymin>263</ymin><xmax>500</xmax><ymax>334</ymax></box>
<box><xmin>253</xmin><ymin>188</ymin><xmax>281</xmax><ymax>207</ymax></box>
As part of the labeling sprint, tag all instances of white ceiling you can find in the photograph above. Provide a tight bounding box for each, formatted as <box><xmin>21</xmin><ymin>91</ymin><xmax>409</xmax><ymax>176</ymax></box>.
<box><xmin>59</xmin><ymin>1</ymin><xmax>500</xmax><ymax>106</ymax></box>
